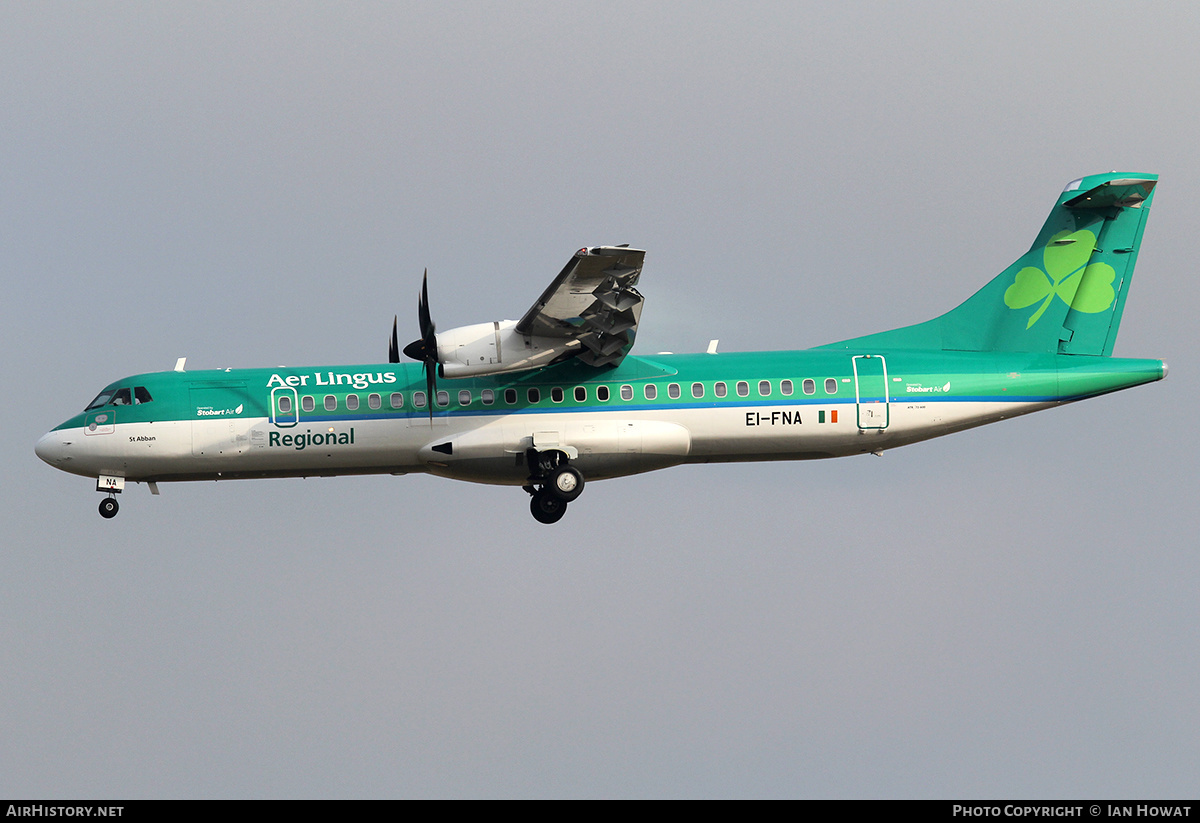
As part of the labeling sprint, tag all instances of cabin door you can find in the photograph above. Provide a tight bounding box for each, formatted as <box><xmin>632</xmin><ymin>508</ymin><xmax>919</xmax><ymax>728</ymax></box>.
<box><xmin>270</xmin><ymin>387</ymin><xmax>299</xmax><ymax>428</ymax></box>
<box><xmin>852</xmin><ymin>355</ymin><xmax>889</xmax><ymax>430</ymax></box>
<box><xmin>190</xmin><ymin>384</ymin><xmax>249</xmax><ymax>457</ymax></box>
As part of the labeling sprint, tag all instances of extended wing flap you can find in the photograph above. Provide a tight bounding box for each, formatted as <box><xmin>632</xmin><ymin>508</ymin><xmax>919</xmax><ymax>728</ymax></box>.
<box><xmin>516</xmin><ymin>246</ymin><xmax>646</xmax><ymax>368</ymax></box>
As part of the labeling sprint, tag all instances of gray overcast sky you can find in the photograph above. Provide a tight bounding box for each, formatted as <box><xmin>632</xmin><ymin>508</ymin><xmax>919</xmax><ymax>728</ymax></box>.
<box><xmin>4</xmin><ymin>1</ymin><xmax>1198</xmax><ymax>798</ymax></box>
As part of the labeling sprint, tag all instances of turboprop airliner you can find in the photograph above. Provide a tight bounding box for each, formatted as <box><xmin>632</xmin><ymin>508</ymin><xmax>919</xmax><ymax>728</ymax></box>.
<box><xmin>36</xmin><ymin>172</ymin><xmax>1167</xmax><ymax>523</ymax></box>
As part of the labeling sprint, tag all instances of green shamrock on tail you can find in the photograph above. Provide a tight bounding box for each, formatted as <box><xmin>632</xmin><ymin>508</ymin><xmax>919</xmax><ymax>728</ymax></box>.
<box><xmin>1004</xmin><ymin>229</ymin><xmax>1117</xmax><ymax>328</ymax></box>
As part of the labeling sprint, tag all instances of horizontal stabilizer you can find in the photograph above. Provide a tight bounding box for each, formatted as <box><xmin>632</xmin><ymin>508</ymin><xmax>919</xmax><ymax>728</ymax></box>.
<box><xmin>1064</xmin><ymin>177</ymin><xmax>1156</xmax><ymax>210</ymax></box>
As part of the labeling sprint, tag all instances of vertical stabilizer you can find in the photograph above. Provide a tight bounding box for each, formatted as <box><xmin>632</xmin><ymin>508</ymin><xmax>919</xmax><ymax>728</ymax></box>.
<box><xmin>821</xmin><ymin>173</ymin><xmax>1157</xmax><ymax>355</ymax></box>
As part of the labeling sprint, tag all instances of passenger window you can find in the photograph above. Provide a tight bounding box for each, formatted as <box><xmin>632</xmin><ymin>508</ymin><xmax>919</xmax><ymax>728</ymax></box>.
<box><xmin>390</xmin><ymin>392</ymin><xmax>404</xmax><ymax>409</ymax></box>
<box><xmin>528</xmin><ymin>388</ymin><xmax>540</xmax><ymax>403</ymax></box>
<box><xmin>459</xmin><ymin>390</ymin><xmax>471</xmax><ymax>405</ymax></box>
<box><xmin>781</xmin><ymin>380</ymin><xmax>793</xmax><ymax>396</ymax></box>
<box><xmin>278</xmin><ymin>396</ymin><xmax>292</xmax><ymax>413</ymax></box>
<box><xmin>825</xmin><ymin>378</ymin><xmax>838</xmax><ymax>394</ymax></box>
<box><xmin>715</xmin><ymin>382</ymin><xmax>727</xmax><ymax>398</ymax></box>
<box><xmin>481</xmin><ymin>389</ymin><xmax>494</xmax><ymax>405</ymax></box>
<box><xmin>504</xmin><ymin>388</ymin><xmax>517</xmax><ymax>404</ymax></box>
<box><xmin>620</xmin><ymin>385</ymin><xmax>633</xmax><ymax>401</ymax></box>
<box><xmin>692</xmin><ymin>382</ymin><xmax>704</xmax><ymax>398</ymax></box>
<box><xmin>803</xmin><ymin>379</ymin><xmax>816</xmax><ymax>395</ymax></box>
<box><xmin>436</xmin><ymin>390</ymin><xmax>449</xmax><ymax>407</ymax></box>
<box><xmin>324</xmin><ymin>395</ymin><xmax>337</xmax><ymax>411</ymax></box>
<box><xmin>552</xmin><ymin>387</ymin><xmax>564</xmax><ymax>403</ymax></box>
<box><xmin>736</xmin><ymin>381</ymin><xmax>749</xmax><ymax>397</ymax></box>
<box><xmin>413</xmin><ymin>391</ymin><xmax>427</xmax><ymax>409</ymax></box>
<box><xmin>302</xmin><ymin>396</ymin><xmax>315</xmax><ymax>412</ymax></box>
<box><xmin>369</xmin><ymin>393</ymin><xmax>382</xmax><ymax>410</ymax></box>
<box><xmin>346</xmin><ymin>394</ymin><xmax>360</xmax><ymax>411</ymax></box>
<box><xmin>668</xmin><ymin>383</ymin><xmax>681</xmax><ymax>399</ymax></box>
<box><xmin>645</xmin><ymin>384</ymin><xmax>658</xmax><ymax>400</ymax></box>
<box><xmin>574</xmin><ymin>386</ymin><xmax>586</xmax><ymax>402</ymax></box>
<box><xmin>134</xmin><ymin>387</ymin><xmax>153</xmax><ymax>404</ymax></box>
<box><xmin>759</xmin><ymin>380</ymin><xmax>771</xmax><ymax>396</ymax></box>
<box><xmin>597</xmin><ymin>386</ymin><xmax>610</xmax><ymax>401</ymax></box>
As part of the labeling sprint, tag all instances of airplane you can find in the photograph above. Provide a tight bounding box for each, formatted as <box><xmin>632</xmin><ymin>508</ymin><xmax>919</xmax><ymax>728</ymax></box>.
<box><xmin>36</xmin><ymin>172</ymin><xmax>1167</xmax><ymax>524</ymax></box>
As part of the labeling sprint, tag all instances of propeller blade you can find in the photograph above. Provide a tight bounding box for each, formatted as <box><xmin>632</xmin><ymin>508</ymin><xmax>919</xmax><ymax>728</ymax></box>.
<box><xmin>388</xmin><ymin>316</ymin><xmax>399</xmax><ymax>363</ymax></box>
<box><xmin>404</xmin><ymin>269</ymin><xmax>439</xmax><ymax>363</ymax></box>
<box><xmin>425</xmin><ymin>360</ymin><xmax>437</xmax><ymax>423</ymax></box>
<box><xmin>400</xmin><ymin>268</ymin><xmax>439</xmax><ymax>421</ymax></box>
<box><xmin>418</xmin><ymin>269</ymin><xmax>434</xmax><ymax>340</ymax></box>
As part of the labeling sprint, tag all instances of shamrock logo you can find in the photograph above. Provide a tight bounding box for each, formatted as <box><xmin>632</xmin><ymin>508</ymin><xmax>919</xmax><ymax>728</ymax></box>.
<box><xmin>1003</xmin><ymin>229</ymin><xmax>1117</xmax><ymax>328</ymax></box>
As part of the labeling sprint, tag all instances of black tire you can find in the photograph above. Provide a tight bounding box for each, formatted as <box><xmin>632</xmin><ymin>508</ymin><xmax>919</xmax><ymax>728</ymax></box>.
<box><xmin>99</xmin><ymin>498</ymin><xmax>119</xmax><ymax>519</ymax></box>
<box><xmin>548</xmin><ymin>465</ymin><xmax>584</xmax><ymax>502</ymax></box>
<box><xmin>530</xmin><ymin>490</ymin><xmax>567</xmax><ymax>524</ymax></box>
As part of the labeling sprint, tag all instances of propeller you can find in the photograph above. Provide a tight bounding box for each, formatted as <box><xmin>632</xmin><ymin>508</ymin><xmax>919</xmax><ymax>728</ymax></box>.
<box><xmin>388</xmin><ymin>316</ymin><xmax>400</xmax><ymax>363</ymax></box>
<box><xmin>401</xmin><ymin>269</ymin><xmax>439</xmax><ymax>418</ymax></box>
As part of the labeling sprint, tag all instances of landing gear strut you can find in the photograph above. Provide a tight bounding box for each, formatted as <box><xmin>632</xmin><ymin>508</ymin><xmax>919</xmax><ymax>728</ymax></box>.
<box><xmin>524</xmin><ymin>448</ymin><xmax>586</xmax><ymax>524</ymax></box>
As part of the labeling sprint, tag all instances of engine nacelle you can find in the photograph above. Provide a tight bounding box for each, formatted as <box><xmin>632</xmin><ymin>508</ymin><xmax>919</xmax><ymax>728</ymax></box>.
<box><xmin>436</xmin><ymin>320</ymin><xmax>579</xmax><ymax>378</ymax></box>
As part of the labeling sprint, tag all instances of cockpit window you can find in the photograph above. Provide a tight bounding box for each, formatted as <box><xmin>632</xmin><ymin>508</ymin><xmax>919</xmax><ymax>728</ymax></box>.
<box><xmin>85</xmin><ymin>385</ymin><xmax>153</xmax><ymax>411</ymax></box>
<box><xmin>85</xmin><ymin>389</ymin><xmax>118</xmax><ymax>410</ymax></box>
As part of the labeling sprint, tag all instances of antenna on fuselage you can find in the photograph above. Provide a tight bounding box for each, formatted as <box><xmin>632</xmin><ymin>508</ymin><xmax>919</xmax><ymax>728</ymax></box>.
<box><xmin>174</xmin><ymin>357</ymin><xmax>187</xmax><ymax>373</ymax></box>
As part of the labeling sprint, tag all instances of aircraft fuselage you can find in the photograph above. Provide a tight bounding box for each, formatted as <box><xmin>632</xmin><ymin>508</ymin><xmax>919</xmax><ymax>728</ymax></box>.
<box><xmin>35</xmin><ymin>349</ymin><xmax>1166</xmax><ymax>493</ymax></box>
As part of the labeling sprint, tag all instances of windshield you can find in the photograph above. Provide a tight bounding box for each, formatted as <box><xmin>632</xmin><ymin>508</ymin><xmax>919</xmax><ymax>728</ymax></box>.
<box><xmin>84</xmin><ymin>388</ymin><xmax>118</xmax><ymax>411</ymax></box>
<box><xmin>84</xmin><ymin>385</ymin><xmax>151</xmax><ymax>411</ymax></box>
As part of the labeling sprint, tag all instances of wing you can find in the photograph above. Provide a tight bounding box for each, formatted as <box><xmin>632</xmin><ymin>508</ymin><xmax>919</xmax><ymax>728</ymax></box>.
<box><xmin>515</xmin><ymin>246</ymin><xmax>646</xmax><ymax>367</ymax></box>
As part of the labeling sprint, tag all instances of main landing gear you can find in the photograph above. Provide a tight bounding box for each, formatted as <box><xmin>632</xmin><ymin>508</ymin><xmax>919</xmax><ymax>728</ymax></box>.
<box><xmin>524</xmin><ymin>448</ymin><xmax>585</xmax><ymax>524</ymax></box>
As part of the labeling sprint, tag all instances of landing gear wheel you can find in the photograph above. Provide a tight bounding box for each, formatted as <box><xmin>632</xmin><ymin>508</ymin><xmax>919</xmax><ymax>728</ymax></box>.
<box><xmin>548</xmin><ymin>465</ymin><xmax>584</xmax><ymax>502</ymax></box>
<box><xmin>99</xmin><ymin>497</ymin><xmax>119</xmax><ymax>519</ymax></box>
<box><xmin>530</xmin><ymin>489</ymin><xmax>567</xmax><ymax>524</ymax></box>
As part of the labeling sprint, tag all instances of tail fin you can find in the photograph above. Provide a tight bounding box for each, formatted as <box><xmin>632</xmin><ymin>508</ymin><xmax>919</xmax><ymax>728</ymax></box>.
<box><xmin>821</xmin><ymin>172</ymin><xmax>1157</xmax><ymax>356</ymax></box>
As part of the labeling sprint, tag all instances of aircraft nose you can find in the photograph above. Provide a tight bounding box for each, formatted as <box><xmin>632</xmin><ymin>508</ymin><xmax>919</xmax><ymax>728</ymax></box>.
<box><xmin>35</xmin><ymin>431</ymin><xmax>68</xmax><ymax>466</ymax></box>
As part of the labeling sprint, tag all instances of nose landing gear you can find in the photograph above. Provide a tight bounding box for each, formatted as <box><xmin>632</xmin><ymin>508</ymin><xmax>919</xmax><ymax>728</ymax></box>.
<box><xmin>95</xmin><ymin>474</ymin><xmax>125</xmax><ymax>519</ymax></box>
<box><xmin>524</xmin><ymin>448</ymin><xmax>585</xmax><ymax>524</ymax></box>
